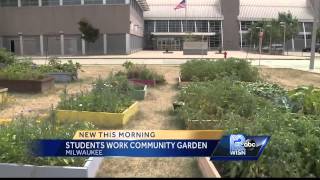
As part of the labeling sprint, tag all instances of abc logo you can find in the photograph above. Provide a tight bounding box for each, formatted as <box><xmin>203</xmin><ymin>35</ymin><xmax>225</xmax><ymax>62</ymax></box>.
<box><xmin>244</xmin><ymin>139</ymin><xmax>256</xmax><ymax>151</ymax></box>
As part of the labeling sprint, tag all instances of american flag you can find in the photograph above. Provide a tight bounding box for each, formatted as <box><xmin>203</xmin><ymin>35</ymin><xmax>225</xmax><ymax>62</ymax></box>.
<box><xmin>174</xmin><ymin>0</ymin><xmax>186</xmax><ymax>10</ymax></box>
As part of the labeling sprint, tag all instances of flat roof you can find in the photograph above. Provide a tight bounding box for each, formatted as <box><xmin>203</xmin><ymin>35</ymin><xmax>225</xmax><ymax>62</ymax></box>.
<box><xmin>238</xmin><ymin>0</ymin><xmax>315</xmax><ymax>22</ymax></box>
<box><xmin>136</xmin><ymin>0</ymin><xmax>150</xmax><ymax>11</ymax></box>
<box><xmin>144</xmin><ymin>0</ymin><xmax>223</xmax><ymax>20</ymax></box>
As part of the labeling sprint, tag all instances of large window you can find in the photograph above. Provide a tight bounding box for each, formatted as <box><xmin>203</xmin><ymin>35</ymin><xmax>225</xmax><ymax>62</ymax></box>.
<box><xmin>209</xmin><ymin>21</ymin><xmax>221</xmax><ymax>32</ymax></box>
<box><xmin>182</xmin><ymin>20</ymin><xmax>195</xmax><ymax>32</ymax></box>
<box><xmin>169</xmin><ymin>21</ymin><xmax>181</xmax><ymax>32</ymax></box>
<box><xmin>304</xmin><ymin>22</ymin><xmax>313</xmax><ymax>32</ymax></box>
<box><xmin>209</xmin><ymin>35</ymin><xmax>220</xmax><ymax>49</ymax></box>
<box><xmin>84</xmin><ymin>0</ymin><xmax>103</xmax><ymax>4</ymax></box>
<box><xmin>63</xmin><ymin>0</ymin><xmax>81</xmax><ymax>5</ymax></box>
<box><xmin>241</xmin><ymin>35</ymin><xmax>250</xmax><ymax>47</ymax></box>
<box><xmin>0</xmin><ymin>0</ymin><xmax>18</xmax><ymax>7</ymax></box>
<box><xmin>156</xmin><ymin>21</ymin><xmax>168</xmax><ymax>32</ymax></box>
<box><xmin>21</xmin><ymin>0</ymin><xmax>39</xmax><ymax>6</ymax></box>
<box><xmin>241</xmin><ymin>21</ymin><xmax>253</xmax><ymax>31</ymax></box>
<box><xmin>42</xmin><ymin>0</ymin><xmax>60</xmax><ymax>6</ymax></box>
<box><xmin>196</xmin><ymin>20</ymin><xmax>208</xmax><ymax>32</ymax></box>
<box><xmin>144</xmin><ymin>20</ymin><xmax>154</xmax><ymax>34</ymax></box>
<box><xmin>106</xmin><ymin>0</ymin><xmax>126</xmax><ymax>4</ymax></box>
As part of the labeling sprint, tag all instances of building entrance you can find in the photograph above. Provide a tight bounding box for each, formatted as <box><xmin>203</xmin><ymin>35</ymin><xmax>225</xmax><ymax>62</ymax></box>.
<box><xmin>156</xmin><ymin>38</ymin><xmax>181</xmax><ymax>51</ymax></box>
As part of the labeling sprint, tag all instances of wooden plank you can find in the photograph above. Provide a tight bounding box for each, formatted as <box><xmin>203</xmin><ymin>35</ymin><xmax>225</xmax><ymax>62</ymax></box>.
<box><xmin>198</xmin><ymin>157</ymin><xmax>221</xmax><ymax>178</ymax></box>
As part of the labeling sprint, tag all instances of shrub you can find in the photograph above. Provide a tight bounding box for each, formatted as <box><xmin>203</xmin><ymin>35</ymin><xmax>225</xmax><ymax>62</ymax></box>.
<box><xmin>120</xmin><ymin>61</ymin><xmax>166</xmax><ymax>84</ymax></box>
<box><xmin>180</xmin><ymin>58</ymin><xmax>259</xmax><ymax>82</ymax></box>
<box><xmin>0</xmin><ymin>61</ymin><xmax>46</xmax><ymax>80</ymax></box>
<box><xmin>0</xmin><ymin>48</ymin><xmax>17</xmax><ymax>66</ymax></box>
<box><xmin>57</xmin><ymin>75</ymin><xmax>134</xmax><ymax>113</ymax></box>
<box><xmin>0</xmin><ymin>113</ymin><xmax>96</xmax><ymax>166</ymax></box>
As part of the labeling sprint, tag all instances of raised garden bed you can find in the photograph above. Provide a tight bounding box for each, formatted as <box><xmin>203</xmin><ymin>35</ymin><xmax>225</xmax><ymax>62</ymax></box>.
<box><xmin>0</xmin><ymin>157</ymin><xmax>103</xmax><ymax>178</ymax></box>
<box><xmin>39</xmin><ymin>58</ymin><xmax>81</xmax><ymax>83</ymax></box>
<box><xmin>0</xmin><ymin>77</ymin><xmax>54</xmax><ymax>93</ymax></box>
<box><xmin>0</xmin><ymin>118</ymin><xmax>11</xmax><ymax>125</ymax></box>
<box><xmin>0</xmin><ymin>87</ymin><xmax>8</xmax><ymax>105</ymax></box>
<box><xmin>56</xmin><ymin>102</ymin><xmax>139</xmax><ymax>128</ymax></box>
<box><xmin>130</xmin><ymin>85</ymin><xmax>147</xmax><ymax>101</ymax></box>
<box><xmin>129</xmin><ymin>79</ymin><xmax>156</xmax><ymax>87</ymax></box>
<box><xmin>198</xmin><ymin>157</ymin><xmax>221</xmax><ymax>178</ymax></box>
<box><xmin>46</xmin><ymin>72</ymin><xmax>74</xmax><ymax>83</ymax></box>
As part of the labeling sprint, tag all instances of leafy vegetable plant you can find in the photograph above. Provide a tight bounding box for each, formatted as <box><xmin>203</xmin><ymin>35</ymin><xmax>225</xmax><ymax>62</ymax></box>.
<box><xmin>118</xmin><ymin>61</ymin><xmax>166</xmax><ymax>84</ymax></box>
<box><xmin>0</xmin><ymin>61</ymin><xmax>45</xmax><ymax>80</ymax></box>
<box><xmin>58</xmin><ymin>75</ymin><xmax>134</xmax><ymax>113</ymax></box>
<box><xmin>39</xmin><ymin>57</ymin><xmax>82</xmax><ymax>80</ymax></box>
<box><xmin>289</xmin><ymin>86</ymin><xmax>320</xmax><ymax>115</ymax></box>
<box><xmin>180</xmin><ymin>58</ymin><xmax>260</xmax><ymax>82</ymax></box>
<box><xmin>0</xmin><ymin>112</ymin><xmax>96</xmax><ymax>166</ymax></box>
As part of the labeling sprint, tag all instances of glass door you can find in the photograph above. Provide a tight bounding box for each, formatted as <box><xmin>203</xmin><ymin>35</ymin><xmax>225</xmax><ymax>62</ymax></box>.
<box><xmin>156</xmin><ymin>38</ymin><xmax>181</xmax><ymax>51</ymax></box>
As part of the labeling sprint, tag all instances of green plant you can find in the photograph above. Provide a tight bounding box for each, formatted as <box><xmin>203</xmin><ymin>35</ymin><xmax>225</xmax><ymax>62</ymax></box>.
<box><xmin>174</xmin><ymin>79</ymin><xmax>320</xmax><ymax>177</ymax></box>
<box><xmin>240</xmin><ymin>81</ymin><xmax>290</xmax><ymax>109</ymax></box>
<box><xmin>78</xmin><ymin>18</ymin><xmax>100</xmax><ymax>43</ymax></box>
<box><xmin>58</xmin><ymin>75</ymin><xmax>134</xmax><ymax>113</ymax></box>
<box><xmin>0</xmin><ymin>113</ymin><xmax>96</xmax><ymax>166</ymax></box>
<box><xmin>39</xmin><ymin>57</ymin><xmax>82</xmax><ymax>80</ymax></box>
<box><xmin>120</xmin><ymin>61</ymin><xmax>166</xmax><ymax>84</ymax></box>
<box><xmin>175</xmin><ymin>79</ymin><xmax>258</xmax><ymax>128</ymax></box>
<box><xmin>288</xmin><ymin>86</ymin><xmax>320</xmax><ymax>115</ymax></box>
<box><xmin>0</xmin><ymin>61</ymin><xmax>46</xmax><ymax>80</ymax></box>
<box><xmin>214</xmin><ymin>107</ymin><xmax>320</xmax><ymax>178</ymax></box>
<box><xmin>247</xmin><ymin>12</ymin><xmax>299</xmax><ymax>48</ymax></box>
<box><xmin>176</xmin><ymin>80</ymin><xmax>320</xmax><ymax>177</ymax></box>
<box><xmin>0</xmin><ymin>48</ymin><xmax>17</xmax><ymax>66</ymax></box>
<box><xmin>122</xmin><ymin>61</ymin><xmax>134</xmax><ymax>70</ymax></box>
<box><xmin>180</xmin><ymin>59</ymin><xmax>259</xmax><ymax>82</ymax></box>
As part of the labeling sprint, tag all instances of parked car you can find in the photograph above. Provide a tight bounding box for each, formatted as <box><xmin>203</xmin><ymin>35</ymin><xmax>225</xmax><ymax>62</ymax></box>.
<box><xmin>261</xmin><ymin>44</ymin><xmax>284</xmax><ymax>55</ymax></box>
<box><xmin>302</xmin><ymin>44</ymin><xmax>320</xmax><ymax>53</ymax></box>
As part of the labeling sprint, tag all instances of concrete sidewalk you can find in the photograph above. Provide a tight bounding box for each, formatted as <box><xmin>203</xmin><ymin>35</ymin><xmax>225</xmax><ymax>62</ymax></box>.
<box><xmin>28</xmin><ymin>50</ymin><xmax>320</xmax><ymax>60</ymax></box>
<box><xmin>29</xmin><ymin>50</ymin><xmax>320</xmax><ymax>73</ymax></box>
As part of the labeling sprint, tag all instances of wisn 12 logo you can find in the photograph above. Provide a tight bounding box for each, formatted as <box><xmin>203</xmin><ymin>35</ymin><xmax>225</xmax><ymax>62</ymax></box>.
<box><xmin>211</xmin><ymin>134</ymin><xmax>270</xmax><ymax>161</ymax></box>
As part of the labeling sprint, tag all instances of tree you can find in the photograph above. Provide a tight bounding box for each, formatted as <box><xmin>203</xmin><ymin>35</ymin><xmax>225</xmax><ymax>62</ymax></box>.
<box><xmin>245</xmin><ymin>21</ymin><xmax>264</xmax><ymax>47</ymax></box>
<box><xmin>78</xmin><ymin>18</ymin><xmax>100</xmax><ymax>43</ymax></box>
<box><xmin>278</xmin><ymin>12</ymin><xmax>299</xmax><ymax>47</ymax></box>
<box><xmin>246</xmin><ymin>12</ymin><xmax>299</xmax><ymax>52</ymax></box>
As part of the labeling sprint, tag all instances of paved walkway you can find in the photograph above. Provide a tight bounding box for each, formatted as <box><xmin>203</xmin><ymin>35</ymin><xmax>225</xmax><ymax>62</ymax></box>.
<box><xmin>28</xmin><ymin>50</ymin><xmax>320</xmax><ymax>73</ymax></box>
<box><xmin>29</xmin><ymin>50</ymin><xmax>320</xmax><ymax>60</ymax></box>
<box><xmin>96</xmin><ymin>67</ymin><xmax>201</xmax><ymax>178</ymax></box>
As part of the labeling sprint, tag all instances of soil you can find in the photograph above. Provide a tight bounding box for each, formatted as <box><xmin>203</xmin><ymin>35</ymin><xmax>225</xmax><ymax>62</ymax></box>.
<box><xmin>259</xmin><ymin>67</ymin><xmax>320</xmax><ymax>90</ymax></box>
<box><xmin>96</xmin><ymin>66</ymin><xmax>202</xmax><ymax>178</ymax></box>
<box><xmin>0</xmin><ymin>65</ymin><xmax>122</xmax><ymax>119</ymax></box>
<box><xmin>2</xmin><ymin>65</ymin><xmax>320</xmax><ymax>177</ymax></box>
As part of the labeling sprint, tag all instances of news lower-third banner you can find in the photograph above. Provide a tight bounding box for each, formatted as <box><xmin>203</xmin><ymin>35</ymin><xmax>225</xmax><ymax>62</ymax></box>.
<box><xmin>30</xmin><ymin>130</ymin><xmax>270</xmax><ymax>161</ymax></box>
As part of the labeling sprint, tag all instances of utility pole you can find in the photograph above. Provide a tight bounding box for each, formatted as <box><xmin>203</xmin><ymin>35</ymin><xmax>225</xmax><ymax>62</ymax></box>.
<box><xmin>310</xmin><ymin>21</ymin><xmax>318</xmax><ymax>70</ymax></box>
<box><xmin>310</xmin><ymin>0</ymin><xmax>320</xmax><ymax>70</ymax></box>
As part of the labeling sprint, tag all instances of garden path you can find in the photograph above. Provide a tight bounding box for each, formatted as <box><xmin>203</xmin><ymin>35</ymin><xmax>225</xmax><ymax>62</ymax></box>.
<box><xmin>96</xmin><ymin>66</ymin><xmax>202</xmax><ymax>178</ymax></box>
